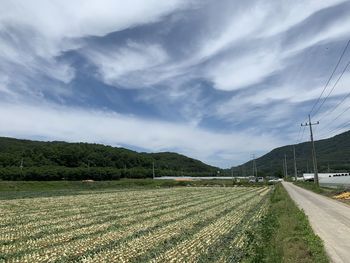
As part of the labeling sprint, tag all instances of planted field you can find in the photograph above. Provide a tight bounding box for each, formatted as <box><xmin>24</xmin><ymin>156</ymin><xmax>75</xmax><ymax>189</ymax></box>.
<box><xmin>1</xmin><ymin>186</ymin><xmax>270</xmax><ymax>262</ymax></box>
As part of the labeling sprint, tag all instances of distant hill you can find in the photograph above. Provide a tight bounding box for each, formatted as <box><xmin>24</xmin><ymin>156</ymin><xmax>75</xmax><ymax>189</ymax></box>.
<box><xmin>0</xmin><ymin>137</ymin><xmax>218</xmax><ymax>180</ymax></box>
<box><xmin>233</xmin><ymin>130</ymin><xmax>350</xmax><ymax>177</ymax></box>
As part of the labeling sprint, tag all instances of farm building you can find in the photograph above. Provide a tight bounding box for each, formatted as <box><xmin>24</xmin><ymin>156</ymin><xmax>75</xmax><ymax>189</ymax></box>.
<box><xmin>302</xmin><ymin>173</ymin><xmax>350</xmax><ymax>188</ymax></box>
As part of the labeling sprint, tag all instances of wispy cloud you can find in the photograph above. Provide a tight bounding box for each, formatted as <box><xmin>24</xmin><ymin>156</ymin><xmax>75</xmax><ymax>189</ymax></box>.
<box><xmin>0</xmin><ymin>102</ymin><xmax>281</xmax><ymax>167</ymax></box>
<box><xmin>1</xmin><ymin>0</ymin><xmax>350</xmax><ymax>167</ymax></box>
<box><xmin>84</xmin><ymin>41</ymin><xmax>169</xmax><ymax>87</ymax></box>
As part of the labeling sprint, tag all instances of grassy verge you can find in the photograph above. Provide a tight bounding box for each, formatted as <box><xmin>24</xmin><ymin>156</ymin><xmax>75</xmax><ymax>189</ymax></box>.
<box><xmin>0</xmin><ymin>179</ymin><xmax>264</xmax><ymax>199</ymax></box>
<box><xmin>294</xmin><ymin>181</ymin><xmax>350</xmax><ymax>205</ymax></box>
<box><xmin>244</xmin><ymin>183</ymin><xmax>329</xmax><ymax>263</ymax></box>
<box><xmin>0</xmin><ymin>179</ymin><xmax>180</xmax><ymax>192</ymax></box>
<box><xmin>294</xmin><ymin>181</ymin><xmax>333</xmax><ymax>194</ymax></box>
<box><xmin>0</xmin><ymin>179</ymin><xmax>266</xmax><ymax>191</ymax></box>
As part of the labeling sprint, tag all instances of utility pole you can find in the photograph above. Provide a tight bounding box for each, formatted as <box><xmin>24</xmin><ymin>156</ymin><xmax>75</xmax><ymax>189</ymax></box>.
<box><xmin>283</xmin><ymin>159</ymin><xmax>286</xmax><ymax>178</ymax></box>
<box><xmin>255</xmin><ymin>161</ymin><xmax>258</xmax><ymax>177</ymax></box>
<box><xmin>251</xmin><ymin>154</ymin><xmax>257</xmax><ymax>177</ymax></box>
<box><xmin>152</xmin><ymin>161</ymin><xmax>155</xmax><ymax>179</ymax></box>
<box><xmin>231</xmin><ymin>167</ymin><xmax>234</xmax><ymax>185</ymax></box>
<box><xmin>284</xmin><ymin>154</ymin><xmax>288</xmax><ymax>178</ymax></box>
<box><xmin>301</xmin><ymin>115</ymin><xmax>320</xmax><ymax>186</ymax></box>
<box><xmin>19</xmin><ymin>158</ymin><xmax>24</xmax><ymax>177</ymax></box>
<box><xmin>293</xmin><ymin>146</ymin><xmax>297</xmax><ymax>181</ymax></box>
<box><xmin>19</xmin><ymin>158</ymin><xmax>23</xmax><ymax>170</ymax></box>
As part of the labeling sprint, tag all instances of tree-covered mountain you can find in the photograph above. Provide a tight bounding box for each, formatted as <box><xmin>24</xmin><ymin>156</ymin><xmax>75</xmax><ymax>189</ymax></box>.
<box><xmin>0</xmin><ymin>137</ymin><xmax>219</xmax><ymax>180</ymax></box>
<box><xmin>233</xmin><ymin>130</ymin><xmax>350</xmax><ymax>177</ymax></box>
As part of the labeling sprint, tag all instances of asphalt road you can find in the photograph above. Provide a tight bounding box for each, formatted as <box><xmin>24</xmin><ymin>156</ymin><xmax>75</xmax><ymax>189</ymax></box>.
<box><xmin>282</xmin><ymin>182</ymin><xmax>350</xmax><ymax>263</ymax></box>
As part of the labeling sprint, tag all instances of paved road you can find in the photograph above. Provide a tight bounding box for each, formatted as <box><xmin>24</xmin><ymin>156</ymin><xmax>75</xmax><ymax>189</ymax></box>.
<box><xmin>282</xmin><ymin>182</ymin><xmax>350</xmax><ymax>263</ymax></box>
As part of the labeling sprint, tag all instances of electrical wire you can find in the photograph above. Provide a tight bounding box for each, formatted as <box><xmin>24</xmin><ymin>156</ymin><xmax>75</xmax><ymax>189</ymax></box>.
<box><xmin>309</xmin><ymin>39</ymin><xmax>350</xmax><ymax>116</ymax></box>
<box><xmin>298</xmin><ymin>125</ymin><xmax>307</xmax><ymax>143</ymax></box>
<box><xmin>314</xmin><ymin>60</ymin><xmax>350</xmax><ymax>117</ymax></box>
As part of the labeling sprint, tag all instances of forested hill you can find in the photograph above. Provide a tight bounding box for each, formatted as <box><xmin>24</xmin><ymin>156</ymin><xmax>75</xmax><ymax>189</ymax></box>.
<box><xmin>234</xmin><ymin>130</ymin><xmax>350</xmax><ymax>177</ymax></box>
<box><xmin>0</xmin><ymin>137</ymin><xmax>218</xmax><ymax>180</ymax></box>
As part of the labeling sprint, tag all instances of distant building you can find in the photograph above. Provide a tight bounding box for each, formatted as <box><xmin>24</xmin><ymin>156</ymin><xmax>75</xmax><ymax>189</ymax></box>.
<box><xmin>302</xmin><ymin>173</ymin><xmax>350</xmax><ymax>187</ymax></box>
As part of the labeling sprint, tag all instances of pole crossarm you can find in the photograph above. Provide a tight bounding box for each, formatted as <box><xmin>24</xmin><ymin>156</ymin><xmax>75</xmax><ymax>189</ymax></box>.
<box><xmin>301</xmin><ymin>122</ymin><xmax>319</xmax><ymax>127</ymax></box>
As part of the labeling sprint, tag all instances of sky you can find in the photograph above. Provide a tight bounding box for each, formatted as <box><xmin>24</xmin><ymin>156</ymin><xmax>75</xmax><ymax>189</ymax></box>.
<box><xmin>1</xmin><ymin>0</ymin><xmax>350</xmax><ymax>168</ymax></box>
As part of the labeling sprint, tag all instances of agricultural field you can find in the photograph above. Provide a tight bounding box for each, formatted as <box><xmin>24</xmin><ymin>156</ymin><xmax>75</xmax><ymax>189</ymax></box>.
<box><xmin>0</xmin><ymin>186</ymin><xmax>270</xmax><ymax>262</ymax></box>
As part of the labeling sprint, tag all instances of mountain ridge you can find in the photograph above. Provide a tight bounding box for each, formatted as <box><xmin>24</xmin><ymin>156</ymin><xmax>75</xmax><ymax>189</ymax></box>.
<box><xmin>233</xmin><ymin>130</ymin><xmax>350</xmax><ymax>177</ymax></box>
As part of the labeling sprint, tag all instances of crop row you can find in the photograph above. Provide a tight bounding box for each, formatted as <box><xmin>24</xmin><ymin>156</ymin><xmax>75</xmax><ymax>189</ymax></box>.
<box><xmin>1</xmin><ymin>188</ymin><xmax>232</xmax><ymax>242</ymax></box>
<box><xmin>1</xmin><ymin>186</ymin><xmax>270</xmax><ymax>263</ymax></box>
<box><xmin>1</xmin><ymin>188</ymin><xmax>246</xmax><ymax>256</ymax></box>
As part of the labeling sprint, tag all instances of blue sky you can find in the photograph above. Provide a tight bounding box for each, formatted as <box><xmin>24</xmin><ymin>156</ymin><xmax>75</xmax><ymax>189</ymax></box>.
<box><xmin>1</xmin><ymin>0</ymin><xmax>350</xmax><ymax>167</ymax></box>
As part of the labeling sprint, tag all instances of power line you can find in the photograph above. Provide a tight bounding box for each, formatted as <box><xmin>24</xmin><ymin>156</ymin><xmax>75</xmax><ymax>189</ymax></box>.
<box><xmin>320</xmin><ymin>104</ymin><xmax>350</xmax><ymax>133</ymax></box>
<box><xmin>309</xmin><ymin>39</ymin><xmax>350</xmax><ymax>116</ymax></box>
<box><xmin>296</xmin><ymin>45</ymin><xmax>324</xmax><ymax>141</ymax></box>
<box><xmin>316</xmin><ymin>64</ymin><xmax>350</xmax><ymax>136</ymax></box>
<box><xmin>297</xmin><ymin>41</ymin><xmax>348</xmax><ymax>143</ymax></box>
<box><xmin>314</xmin><ymin>60</ymin><xmax>350</xmax><ymax>117</ymax></box>
<box><xmin>296</xmin><ymin>125</ymin><xmax>302</xmax><ymax>143</ymax></box>
<box><xmin>316</xmin><ymin>72</ymin><xmax>350</xmax><ymax>140</ymax></box>
<box><xmin>322</xmin><ymin>120</ymin><xmax>350</xmax><ymax>138</ymax></box>
<box><xmin>298</xmin><ymin>125</ymin><xmax>306</xmax><ymax>143</ymax></box>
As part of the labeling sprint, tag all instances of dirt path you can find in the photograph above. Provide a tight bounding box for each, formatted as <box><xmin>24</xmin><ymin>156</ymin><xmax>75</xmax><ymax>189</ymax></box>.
<box><xmin>282</xmin><ymin>182</ymin><xmax>350</xmax><ymax>263</ymax></box>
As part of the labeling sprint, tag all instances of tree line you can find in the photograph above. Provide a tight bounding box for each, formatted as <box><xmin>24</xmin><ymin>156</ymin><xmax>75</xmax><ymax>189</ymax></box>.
<box><xmin>0</xmin><ymin>137</ymin><xmax>219</xmax><ymax>180</ymax></box>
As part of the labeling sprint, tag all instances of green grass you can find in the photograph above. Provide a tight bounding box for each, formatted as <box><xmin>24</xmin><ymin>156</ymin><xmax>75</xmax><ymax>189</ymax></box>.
<box><xmin>0</xmin><ymin>179</ymin><xmax>175</xmax><ymax>191</ymax></box>
<box><xmin>0</xmin><ymin>179</ymin><xmax>264</xmax><ymax>199</ymax></box>
<box><xmin>244</xmin><ymin>184</ymin><xmax>329</xmax><ymax>263</ymax></box>
<box><xmin>294</xmin><ymin>181</ymin><xmax>350</xmax><ymax>205</ymax></box>
<box><xmin>0</xmin><ymin>179</ymin><xmax>259</xmax><ymax>191</ymax></box>
<box><xmin>294</xmin><ymin>181</ymin><xmax>332</xmax><ymax>194</ymax></box>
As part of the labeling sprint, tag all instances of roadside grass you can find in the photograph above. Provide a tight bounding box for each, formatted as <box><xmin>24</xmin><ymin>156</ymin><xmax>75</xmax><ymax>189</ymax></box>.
<box><xmin>0</xmin><ymin>179</ymin><xmax>264</xmax><ymax>199</ymax></box>
<box><xmin>294</xmin><ymin>181</ymin><xmax>350</xmax><ymax>205</ymax></box>
<box><xmin>0</xmin><ymin>179</ymin><xmax>180</xmax><ymax>191</ymax></box>
<box><xmin>294</xmin><ymin>181</ymin><xmax>333</xmax><ymax>194</ymax></box>
<box><xmin>244</xmin><ymin>183</ymin><xmax>329</xmax><ymax>263</ymax></box>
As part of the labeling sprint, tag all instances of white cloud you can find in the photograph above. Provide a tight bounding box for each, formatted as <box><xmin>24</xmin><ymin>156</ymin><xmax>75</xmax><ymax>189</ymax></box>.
<box><xmin>253</xmin><ymin>0</ymin><xmax>346</xmax><ymax>37</ymax></box>
<box><xmin>196</xmin><ymin>1</ymin><xmax>268</xmax><ymax>60</ymax></box>
<box><xmin>1</xmin><ymin>0</ymin><xmax>350</xmax><ymax>167</ymax></box>
<box><xmin>188</xmin><ymin>0</ymin><xmax>344</xmax><ymax>63</ymax></box>
<box><xmin>0</xmin><ymin>28</ymin><xmax>76</xmax><ymax>85</ymax></box>
<box><xmin>0</xmin><ymin>0</ymin><xmax>192</xmax><ymax>94</ymax></box>
<box><xmin>207</xmin><ymin>47</ymin><xmax>281</xmax><ymax>91</ymax></box>
<box><xmin>0</xmin><ymin>0</ymin><xmax>190</xmax><ymax>40</ymax></box>
<box><xmin>85</xmin><ymin>41</ymin><xmax>169</xmax><ymax>87</ymax></box>
<box><xmin>198</xmin><ymin>0</ymin><xmax>349</xmax><ymax>92</ymax></box>
<box><xmin>284</xmin><ymin>16</ymin><xmax>350</xmax><ymax>57</ymax></box>
<box><xmin>0</xmin><ymin>102</ymin><xmax>281</xmax><ymax>167</ymax></box>
<box><xmin>214</xmin><ymin>71</ymin><xmax>350</xmax><ymax>123</ymax></box>
<box><xmin>0</xmin><ymin>74</ymin><xmax>13</xmax><ymax>95</ymax></box>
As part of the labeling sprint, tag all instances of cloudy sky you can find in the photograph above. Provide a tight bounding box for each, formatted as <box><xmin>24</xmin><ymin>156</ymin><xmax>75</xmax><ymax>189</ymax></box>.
<box><xmin>1</xmin><ymin>0</ymin><xmax>350</xmax><ymax>167</ymax></box>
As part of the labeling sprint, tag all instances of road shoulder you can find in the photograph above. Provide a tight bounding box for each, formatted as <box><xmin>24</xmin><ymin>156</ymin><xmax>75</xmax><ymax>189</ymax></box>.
<box><xmin>283</xmin><ymin>182</ymin><xmax>350</xmax><ymax>263</ymax></box>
